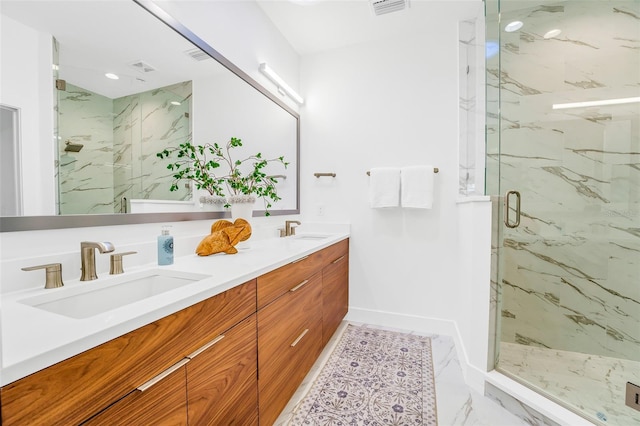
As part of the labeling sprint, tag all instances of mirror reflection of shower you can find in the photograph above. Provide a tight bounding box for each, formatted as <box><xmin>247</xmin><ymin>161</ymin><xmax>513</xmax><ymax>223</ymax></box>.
<box><xmin>56</xmin><ymin>77</ymin><xmax>192</xmax><ymax>215</ymax></box>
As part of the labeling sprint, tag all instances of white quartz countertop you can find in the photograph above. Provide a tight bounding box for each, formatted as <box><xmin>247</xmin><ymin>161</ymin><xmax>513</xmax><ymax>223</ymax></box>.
<box><xmin>0</xmin><ymin>231</ymin><xmax>349</xmax><ymax>386</ymax></box>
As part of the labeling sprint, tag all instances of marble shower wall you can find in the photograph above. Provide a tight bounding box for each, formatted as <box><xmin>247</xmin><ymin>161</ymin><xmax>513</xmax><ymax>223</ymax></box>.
<box><xmin>487</xmin><ymin>1</ymin><xmax>640</xmax><ymax>361</ymax></box>
<box><xmin>459</xmin><ymin>20</ymin><xmax>477</xmax><ymax>195</ymax></box>
<box><xmin>113</xmin><ymin>81</ymin><xmax>192</xmax><ymax>213</ymax></box>
<box><xmin>58</xmin><ymin>81</ymin><xmax>192</xmax><ymax>214</ymax></box>
<box><xmin>58</xmin><ymin>83</ymin><xmax>115</xmax><ymax>215</ymax></box>
<box><xmin>459</xmin><ymin>18</ymin><xmax>485</xmax><ymax>196</ymax></box>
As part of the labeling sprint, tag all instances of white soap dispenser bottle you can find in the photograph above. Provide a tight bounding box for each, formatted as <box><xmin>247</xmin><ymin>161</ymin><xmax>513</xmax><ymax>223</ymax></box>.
<box><xmin>157</xmin><ymin>225</ymin><xmax>174</xmax><ymax>265</ymax></box>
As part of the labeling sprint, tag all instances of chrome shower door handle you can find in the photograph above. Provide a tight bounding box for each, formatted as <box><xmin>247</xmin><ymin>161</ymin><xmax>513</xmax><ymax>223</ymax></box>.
<box><xmin>504</xmin><ymin>190</ymin><xmax>521</xmax><ymax>228</ymax></box>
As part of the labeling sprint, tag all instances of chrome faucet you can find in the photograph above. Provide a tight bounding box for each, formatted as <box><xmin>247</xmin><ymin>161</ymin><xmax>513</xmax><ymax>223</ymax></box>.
<box><xmin>80</xmin><ymin>241</ymin><xmax>115</xmax><ymax>281</ymax></box>
<box><xmin>284</xmin><ymin>220</ymin><xmax>301</xmax><ymax>237</ymax></box>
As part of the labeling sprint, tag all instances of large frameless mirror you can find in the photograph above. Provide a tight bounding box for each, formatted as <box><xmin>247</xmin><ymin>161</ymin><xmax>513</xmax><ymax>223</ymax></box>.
<box><xmin>0</xmin><ymin>0</ymin><xmax>299</xmax><ymax>231</ymax></box>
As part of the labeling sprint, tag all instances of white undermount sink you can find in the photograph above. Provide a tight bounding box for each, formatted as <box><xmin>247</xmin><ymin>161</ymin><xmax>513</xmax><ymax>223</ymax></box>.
<box><xmin>19</xmin><ymin>269</ymin><xmax>209</xmax><ymax>319</ymax></box>
<box><xmin>293</xmin><ymin>234</ymin><xmax>331</xmax><ymax>241</ymax></box>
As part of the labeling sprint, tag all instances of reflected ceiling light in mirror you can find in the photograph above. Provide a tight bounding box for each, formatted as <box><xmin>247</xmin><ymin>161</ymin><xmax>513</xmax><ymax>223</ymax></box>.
<box><xmin>504</xmin><ymin>21</ymin><xmax>523</xmax><ymax>32</ymax></box>
<box><xmin>259</xmin><ymin>63</ymin><xmax>304</xmax><ymax>105</ymax></box>
<box><xmin>170</xmin><ymin>101</ymin><xmax>181</xmax><ymax>106</ymax></box>
<box><xmin>105</xmin><ymin>73</ymin><xmax>119</xmax><ymax>80</ymax></box>
<box><xmin>544</xmin><ymin>29</ymin><xmax>562</xmax><ymax>39</ymax></box>
<box><xmin>486</xmin><ymin>41</ymin><xmax>499</xmax><ymax>59</ymax></box>
<box><xmin>552</xmin><ymin>97</ymin><xmax>640</xmax><ymax>110</ymax></box>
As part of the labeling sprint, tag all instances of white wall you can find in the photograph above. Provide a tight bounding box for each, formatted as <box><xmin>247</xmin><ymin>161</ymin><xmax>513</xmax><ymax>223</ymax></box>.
<box><xmin>298</xmin><ymin>1</ymin><xmax>490</xmax><ymax>388</ymax></box>
<box><xmin>0</xmin><ymin>15</ymin><xmax>56</xmax><ymax>216</ymax></box>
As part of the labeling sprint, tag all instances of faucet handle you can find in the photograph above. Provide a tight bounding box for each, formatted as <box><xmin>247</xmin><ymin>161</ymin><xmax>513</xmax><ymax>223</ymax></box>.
<box><xmin>109</xmin><ymin>251</ymin><xmax>137</xmax><ymax>275</ymax></box>
<box><xmin>22</xmin><ymin>263</ymin><xmax>64</xmax><ymax>289</ymax></box>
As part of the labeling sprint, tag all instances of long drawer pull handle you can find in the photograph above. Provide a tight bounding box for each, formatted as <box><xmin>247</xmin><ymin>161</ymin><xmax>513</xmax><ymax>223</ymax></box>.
<box><xmin>291</xmin><ymin>329</ymin><xmax>309</xmax><ymax>347</ymax></box>
<box><xmin>137</xmin><ymin>358</ymin><xmax>190</xmax><ymax>392</ymax></box>
<box><xmin>187</xmin><ymin>334</ymin><xmax>225</xmax><ymax>359</ymax></box>
<box><xmin>291</xmin><ymin>255</ymin><xmax>309</xmax><ymax>264</ymax></box>
<box><xmin>289</xmin><ymin>280</ymin><xmax>309</xmax><ymax>292</ymax></box>
<box><xmin>331</xmin><ymin>255</ymin><xmax>346</xmax><ymax>264</ymax></box>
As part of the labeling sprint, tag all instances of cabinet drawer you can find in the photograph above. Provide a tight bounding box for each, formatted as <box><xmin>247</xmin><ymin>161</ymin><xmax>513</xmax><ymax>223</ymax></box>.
<box><xmin>257</xmin><ymin>273</ymin><xmax>323</xmax><ymax>425</ymax></box>
<box><xmin>0</xmin><ymin>280</ymin><xmax>256</xmax><ymax>426</ymax></box>
<box><xmin>187</xmin><ymin>314</ymin><xmax>258</xmax><ymax>426</ymax></box>
<box><xmin>83</xmin><ymin>363</ymin><xmax>188</xmax><ymax>426</ymax></box>
<box><xmin>257</xmin><ymin>251</ymin><xmax>323</xmax><ymax>309</ymax></box>
<box><xmin>318</xmin><ymin>239</ymin><xmax>349</xmax><ymax>267</ymax></box>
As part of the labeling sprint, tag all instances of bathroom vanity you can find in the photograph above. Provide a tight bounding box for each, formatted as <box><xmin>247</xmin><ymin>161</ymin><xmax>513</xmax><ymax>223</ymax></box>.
<box><xmin>0</xmin><ymin>235</ymin><xmax>349</xmax><ymax>425</ymax></box>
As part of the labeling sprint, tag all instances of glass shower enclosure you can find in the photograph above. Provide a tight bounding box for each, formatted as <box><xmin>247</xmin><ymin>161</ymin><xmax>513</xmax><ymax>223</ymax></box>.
<box><xmin>486</xmin><ymin>1</ymin><xmax>640</xmax><ymax>424</ymax></box>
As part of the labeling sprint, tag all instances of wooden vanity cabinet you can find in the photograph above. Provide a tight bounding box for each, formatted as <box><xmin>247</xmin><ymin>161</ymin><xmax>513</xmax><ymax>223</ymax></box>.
<box><xmin>0</xmin><ymin>280</ymin><xmax>256</xmax><ymax>426</ymax></box>
<box><xmin>1</xmin><ymin>238</ymin><xmax>349</xmax><ymax>426</ymax></box>
<box><xmin>256</xmin><ymin>238</ymin><xmax>350</xmax><ymax>425</ymax></box>
<box><xmin>321</xmin><ymin>239</ymin><xmax>349</xmax><ymax>347</ymax></box>
<box><xmin>257</xmin><ymin>272</ymin><xmax>323</xmax><ymax>425</ymax></box>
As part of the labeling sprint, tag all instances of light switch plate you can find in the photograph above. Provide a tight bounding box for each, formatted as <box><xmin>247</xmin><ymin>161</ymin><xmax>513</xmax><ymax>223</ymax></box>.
<box><xmin>626</xmin><ymin>382</ymin><xmax>640</xmax><ymax>412</ymax></box>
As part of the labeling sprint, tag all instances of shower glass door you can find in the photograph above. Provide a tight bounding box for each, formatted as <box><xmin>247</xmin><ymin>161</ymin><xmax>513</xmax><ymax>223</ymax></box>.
<box><xmin>486</xmin><ymin>1</ymin><xmax>640</xmax><ymax>424</ymax></box>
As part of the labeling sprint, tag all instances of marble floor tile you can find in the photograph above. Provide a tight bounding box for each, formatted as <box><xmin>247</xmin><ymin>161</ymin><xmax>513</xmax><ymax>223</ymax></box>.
<box><xmin>275</xmin><ymin>321</ymin><xmax>528</xmax><ymax>426</ymax></box>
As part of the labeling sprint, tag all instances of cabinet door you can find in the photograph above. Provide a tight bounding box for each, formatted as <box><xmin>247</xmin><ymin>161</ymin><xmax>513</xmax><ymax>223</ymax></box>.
<box><xmin>257</xmin><ymin>272</ymin><xmax>323</xmax><ymax>425</ymax></box>
<box><xmin>83</xmin><ymin>365</ymin><xmax>188</xmax><ymax>426</ymax></box>
<box><xmin>322</xmin><ymin>251</ymin><xmax>349</xmax><ymax>347</ymax></box>
<box><xmin>186</xmin><ymin>315</ymin><xmax>258</xmax><ymax>425</ymax></box>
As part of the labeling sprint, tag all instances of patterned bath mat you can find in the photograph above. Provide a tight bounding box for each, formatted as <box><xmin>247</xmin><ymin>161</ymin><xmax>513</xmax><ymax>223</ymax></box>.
<box><xmin>290</xmin><ymin>324</ymin><xmax>437</xmax><ymax>425</ymax></box>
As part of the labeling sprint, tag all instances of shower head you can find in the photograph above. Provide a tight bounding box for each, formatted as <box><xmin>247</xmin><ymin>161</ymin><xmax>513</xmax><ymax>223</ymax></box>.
<box><xmin>64</xmin><ymin>141</ymin><xmax>84</xmax><ymax>152</ymax></box>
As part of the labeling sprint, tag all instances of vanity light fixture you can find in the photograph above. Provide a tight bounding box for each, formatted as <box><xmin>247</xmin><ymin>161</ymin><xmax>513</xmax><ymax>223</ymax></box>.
<box><xmin>543</xmin><ymin>29</ymin><xmax>562</xmax><ymax>39</ymax></box>
<box><xmin>259</xmin><ymin>63</ymin><xmax>304</xmax><ymax>105</ymax></box>
<box><xmin>105</xmin><ymin>73</ymin><xmax>119</xmax><ymax>80</ymax></box>
<box><xmin>552</xmin><ymin>96</ymin><xmax>640</xmax><ymax>110</ymax></box>
<box><xmin>504</xmin><ymin>21</ymin><xmax>523</xmax><ymax>32</ymax></box>
<box><xmin>170</xmin><ymin>101</ymin><xmax>181</xmax><ymax>106</ymax></box>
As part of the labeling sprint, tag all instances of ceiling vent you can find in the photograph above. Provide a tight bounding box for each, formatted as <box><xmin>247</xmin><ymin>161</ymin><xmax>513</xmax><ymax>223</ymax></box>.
<box><xmin>370</xmin><ymin>0</ymin><xmax>409</xmax><ymax>16</ymax></box>
<box><xmin>185</xmin><ymin>48</ymin><xmax>211</xmax><ymax>62</ymax></box>
<box><xmin>128</xmin><ymin>60</ymin><xmax>156</xmax><ymax>73</ymax></box>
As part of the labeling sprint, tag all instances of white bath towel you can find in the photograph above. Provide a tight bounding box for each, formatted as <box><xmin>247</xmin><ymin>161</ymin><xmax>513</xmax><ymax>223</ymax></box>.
<box><xmin>368</xmin><ymin>167</ymin><xmax>400</xmax><ymax>208</ymax></box>
<box><xmin>401</xmin><ymin>165</ymin><xmax>434</xmax><ymax>209</ymax></box>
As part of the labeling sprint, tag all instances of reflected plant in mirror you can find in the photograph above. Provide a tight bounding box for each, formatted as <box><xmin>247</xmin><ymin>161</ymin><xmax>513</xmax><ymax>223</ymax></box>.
<box><xmin>157</xmin><ymin>137</ymin><xmax>288</xmax><ymax>215</ymax></box>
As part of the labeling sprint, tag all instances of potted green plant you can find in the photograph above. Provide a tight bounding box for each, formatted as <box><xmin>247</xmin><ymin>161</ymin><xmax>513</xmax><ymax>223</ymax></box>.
<box><xmin>157</xmin><ymin>137</ymin><xmax>288</xmax><ymax>216</ymax></box>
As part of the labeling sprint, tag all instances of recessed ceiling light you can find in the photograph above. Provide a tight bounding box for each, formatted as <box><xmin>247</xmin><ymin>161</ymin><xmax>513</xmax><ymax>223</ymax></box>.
<box><xmin>170</xmin><ymin>101</ymin><xmax>181</xmax><ymax>106</ymax></box>
<box><xmin>504</xmin><ymin>21</ymin><xmax>524</xmax><ymax>32</ymax></box>
<box><xmin>105</xmin><ymin>73</ymin><xmax>119</xmax><ymax>80</ymax></box>
<box><xmin>543</xmin><ymin>29</ymin><xmax>562</xmax><ymax>39</ymax></box>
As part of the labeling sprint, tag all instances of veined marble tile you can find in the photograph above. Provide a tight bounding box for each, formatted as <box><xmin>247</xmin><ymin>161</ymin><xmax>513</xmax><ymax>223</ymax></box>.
<box><xmin>499</xmin><ymin>342</ymin><xmax>640</xmax><ymax>426</ymax></box>
<box><xmin>58</xmin><ymin>83</ymin><xmax>115</xmax><ymax>214</ymax></box>
<box><xmin>486</xmin><ymin>382</ymin><xmax>561</xmax><ymax>426</ymax></box>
